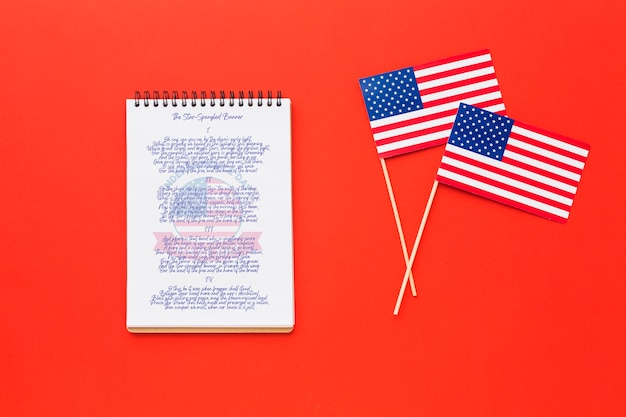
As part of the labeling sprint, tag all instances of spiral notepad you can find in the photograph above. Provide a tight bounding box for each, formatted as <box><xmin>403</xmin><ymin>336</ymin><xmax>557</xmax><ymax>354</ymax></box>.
<box><xmin>126</xmin><ymin>90</ymin><xmax>294</xmax><ymax>333</ymax></box>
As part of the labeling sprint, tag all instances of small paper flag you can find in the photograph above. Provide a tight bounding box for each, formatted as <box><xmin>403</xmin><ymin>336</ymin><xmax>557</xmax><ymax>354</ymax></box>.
<box><xmin>359</xmin><ymin>49</ymin><xmax>506</xmax><ymax>158</ymax></box>
<box><xmin>436</xmin><ymin>103</ymin><xmax>590</xmax><ymax>223</ymax></box>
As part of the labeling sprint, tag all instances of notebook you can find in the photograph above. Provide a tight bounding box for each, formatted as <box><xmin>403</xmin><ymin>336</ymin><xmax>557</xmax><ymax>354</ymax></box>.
<box><xmin>126</xmin><ymin>90</ymin><xmax>294</xmax><ymax>333</ymax></box>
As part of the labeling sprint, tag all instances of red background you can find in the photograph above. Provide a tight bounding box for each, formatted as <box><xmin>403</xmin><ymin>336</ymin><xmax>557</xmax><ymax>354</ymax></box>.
<box><xmin>2</xmin><ymin>1</ymin><xmax>625</xmax><ymax>416</ymax></box>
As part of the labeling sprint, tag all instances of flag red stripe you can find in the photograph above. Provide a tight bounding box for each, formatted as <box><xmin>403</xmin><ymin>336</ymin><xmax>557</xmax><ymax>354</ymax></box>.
<box><xmin>412</xmin><ymin>49</ymin><xmax>490</xmax><ymax>71</ymax></box>
<box><xmin>415</xmin><ymin>60</ymin><xmax>494</xmax><ymax>84</ymax></box>
<box><xmin>509</xmin><ymin>131</ymin><xmax>588</xmax><ymax>163</ymax></box>
<box><xmin>442</xmin><ymin>150</ymin><xmax>576</xmax><ymax>200</ymax></box>
<box><xmin>378</xmin><ymin>140</ymin><xmax>446</xmax><ymax>158</ymax></box>
<box><xmin>372</xmin><ymin>96</ymin><xmax>506</xmax><ymax>137</ymax></box>
<box><xmin>514</xmin><ymin>120</ymin><xmax>591</xmax><ymax>151</ymax></box>
<box><xmin>418</xmin><ymin>73</ymin><xmax>497</xmax><ymax>97</ymax></box>
<box><xmin>374</xmin><ymin>122</ymin><xmax>453</xmax><ymax>147</ymax></box>
<box><xmin>371</xmin><ymin>108</ymin><xmax>456</xmax><ymax>134</ymax></box>
<box><xmin>505</xmin><ymin>144</ymin><xmax>584</xmax><ymax>176</ymax></box>
<box><xmin>501</xmin><ymin>155</ymin><xmax>580</xmax><ymax>189</ymax></box>
<box><xmin>439</xmin><ymin>162</ymin><xmax>573</xmax><ymax>213</ymax></box>
<box><xmin>436</xmin><ymin>174</ymin><xmax>568</xmax><ymax>223</ymax></box>
<box><xmin>422</xmin><ymin>85</ymin><xmax>505</xmax><ymax>112</ymax></box>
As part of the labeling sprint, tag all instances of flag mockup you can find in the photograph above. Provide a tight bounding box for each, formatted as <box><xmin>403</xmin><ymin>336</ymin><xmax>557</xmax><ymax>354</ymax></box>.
<box><xmin>436</xmin><ymin>103</ymin><xmax>590</xmax><ymax>223</ymax></box>
<box><xmin>359</xmin><ymin>49</ymin><xmax>505</xmax><ymax>159</ymax></box>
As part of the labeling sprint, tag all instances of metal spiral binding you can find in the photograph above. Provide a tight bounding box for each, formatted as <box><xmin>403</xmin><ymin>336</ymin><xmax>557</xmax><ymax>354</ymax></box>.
<box><xmin>134</xmin><ymin>90</ymin><xmax>282</xmax><ymax>107</ymax></box>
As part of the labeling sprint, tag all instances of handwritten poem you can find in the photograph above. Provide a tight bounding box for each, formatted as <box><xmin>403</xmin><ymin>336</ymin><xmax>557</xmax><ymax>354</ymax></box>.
<box><xmin>149</xmin><ymin>285</ymin><xmax>269</xmax><ymax>312</ymax></box>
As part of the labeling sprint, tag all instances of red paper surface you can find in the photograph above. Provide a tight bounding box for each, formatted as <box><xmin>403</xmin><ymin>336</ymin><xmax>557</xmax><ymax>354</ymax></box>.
<box><xmin>1</xmin><ymin>1</ymin><xmax>625</xmax><ymax>416</ymax></box>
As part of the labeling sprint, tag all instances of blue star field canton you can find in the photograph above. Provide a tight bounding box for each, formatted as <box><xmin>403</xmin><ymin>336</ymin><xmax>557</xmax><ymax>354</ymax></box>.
<box><xmin>359</xmin><ymin>67</ymin><xmax>423</xmax><ymax>122</ymax></box>
<box><xmin>448</xmin><ymin>103</ymin><xmax>514</xmax><ymax>161</ymax></box>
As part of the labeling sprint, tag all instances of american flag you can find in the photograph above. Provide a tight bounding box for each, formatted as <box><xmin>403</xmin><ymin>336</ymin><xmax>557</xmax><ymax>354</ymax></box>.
<box><xmin>436</xmin><ymin>103</ymin><xmax>590</xmax><ymax>223</ymax></box>
<box><xmin>359</xmin><ymin>49</ymin><xmax>505</xmax><ymax>159</ymax></box>
<box><xmin>173</xmin><ymin>177</ymin><xmax>242</xmax><ymax>237</ymax></box>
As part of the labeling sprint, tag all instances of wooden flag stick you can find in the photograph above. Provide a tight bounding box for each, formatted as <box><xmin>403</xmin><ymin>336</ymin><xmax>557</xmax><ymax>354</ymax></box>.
<box><xmin>380</xmin><ymin>158</ymin><xmax>417</xmax><ymax>297</ymax></box>
<box><xmin>393</xmin><ymin>179</ymin><xmax>439</xmax><ymax>315</ymax></box>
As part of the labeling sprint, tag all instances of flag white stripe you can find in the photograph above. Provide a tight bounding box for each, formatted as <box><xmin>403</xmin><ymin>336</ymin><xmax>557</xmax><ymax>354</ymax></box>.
<box><xmin>445</xmin><ymin>146</ymin><xmax>578</xmax><ymax>194</ymax></box>
<box><xmin>420</xmin><ymin>79</ymin><xmax>499</xmax><ymax>103</ymax></box>
<box><xmin>377</xmin><ymin>130</ymin><xmax>450</xmax><ymax>154</ymax></box>
<box><xmin>417</xmin><ymin>66</ymin><xmax>496</xmax><ymax>91</ymax></box>
<box><xmin>373</xmin><ymin>102</ymin><xmax>505</xmax><ymax>142</ymax></box>
<box><xmin>504</xmin><ymin>150</ymin><xmax>582</xmax><ymax>182</ymax></box>
<box><xmin>441</xmin><ymin>155</ymin><xmax>574</xmax><ymax>206</ymax></box>
<box><xmin>374</xmin><ymin>115</ymin><xmax>456</xmax><ymax>140</ymax></box>
<box><xmin>507</xmin><ymin>138</ymin><xmax>586</xmax><ymax>170</ymax></box>
<box><xmin>437</xmin><ymin>168</ymin><xmax>570</xmax><ymax>220</ymax></box>
<box><xmin>369</xmin><ymin>91</ymin><xmax>503</xmax><ymax>130</ymax></box>
<box><xmin>511</xmin><ymin>125</ymin><xmax>589</xmax><ymax>158</ymax></box>
<box><xmin>413</xmin><ymin>53</ymin><xmax>492</xmax><ymax>79</ymax></box>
